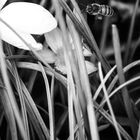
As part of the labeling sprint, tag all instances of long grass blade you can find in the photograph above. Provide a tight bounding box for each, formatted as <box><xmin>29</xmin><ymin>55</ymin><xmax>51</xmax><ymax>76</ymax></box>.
<box><xmin>27</xmin><ymin>71</ymin><xmax>37</xmax><ymax>93</ymax></box>
<box><xmin>6</xmin><ymin>46</ymin><xmax>30</xmax><ymax>140</ymax></box>
<box><xmin>103</xmin><ymin>59</ymin><xmax>140</xmax><ymax>103</ymax></box>
<box><xmin>98</xmin><ymin>75</ymin><xmax>140</xmax><ymax>125</ymax></box>
<box><xmin>94</xmin><ymin>101</ymin><xmax>133</xmax><ymax>140</ymax></box>
<box><xmin>38</xmin><ymin>62</ymin><xmax>55</xmax><ymax>140</ymax></box>
<box><xmin>7</xmin><ymin>60</ymin><xmax>51</xmax><ymax>140</ymax></box>
<box><xmin>17</xmin><ymin>62</ymin><xmax>67</xmax><ymax>87</ymax></box>
<box><xmin>67</xmin><ymin>15</ymin><xmax>99</xmax><ymax>140</ymax></box>
<box><xmin>0</xmin><ymin>89</ymin><xmax>17</xmax><ymax>140</ymax></box>
<box><xmin>94</xmin><ymin>65</ymin><xmax>117</xmax><ymax>100</ymax></box>
<box><xmin>98</xmin><ymin>62</ymin><xmax>123</xmax><ymax>140</ymax></box>
<box><xmin>100</xmin><ymin>17</ymin><xmax>110</xmax><ymax>52</ymax></box>
<box><xmin>66</xmin><ymin>15</ymin><xmax>89</xmax><ymax>140</ymax></box>
<box><xmin>136</xmin><ymin>122</ymin><xmax>140</xmax><ymax>140</ymax></box>
<box><xmin>112</xmin><ymin>24</ymin><xmax>138</xmax><ymax>137</ymax></box>
<box><xmin>0</xmin><ymin>41</ymin><xmax>28</xmax><ymax>140</ymax></box>
<box><xmin>66</xmin><ymin>60</ymin><xmax>75</xmax><ymax>140</ymax></box>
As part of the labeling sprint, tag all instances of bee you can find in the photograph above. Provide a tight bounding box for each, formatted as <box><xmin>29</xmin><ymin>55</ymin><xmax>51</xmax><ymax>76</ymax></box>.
<box><xmin>86</xmin><ymin>3</ymin><xmax>114</xmax><ymax>18</ymax></box>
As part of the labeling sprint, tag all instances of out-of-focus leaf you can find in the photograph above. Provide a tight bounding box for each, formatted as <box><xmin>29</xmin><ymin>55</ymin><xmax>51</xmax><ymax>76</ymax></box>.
<box><xmin>0</xmin><ymin>2</ymin><xmax>57</xmax><ymax>34</ymax></box>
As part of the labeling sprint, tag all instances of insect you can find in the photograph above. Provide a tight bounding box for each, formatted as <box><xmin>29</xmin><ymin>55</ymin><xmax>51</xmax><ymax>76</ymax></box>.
<box><xmin>86</xmin><ymin>3</ymin><xmax>114</xmax><ymax>17</ymax></box>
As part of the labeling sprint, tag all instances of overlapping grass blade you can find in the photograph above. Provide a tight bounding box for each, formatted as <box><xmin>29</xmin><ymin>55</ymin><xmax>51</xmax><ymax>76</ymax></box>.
<box><xmin>94</xmin><ymin>65</ymin><xmax>116</xmax><ymax>100</ymax></box>
<box><xmin>6</xmin><ymin>46</ymin><xmax>30</xmax><ymax>140</ymax></box>
<box><xmin>38</xmin><ymin>62</ymin><xmax>55</xmax><ymax>140</ymax></box>
<box><xmin>100</xmin><ymin>75</ymin><xmax>140</xmax><ymax>108</ymax></box>
<box><xmin>27</xmin><ymin>71</ymin><xmax>37</xmax><ymax>93</ymax></box>
<box><xmin>94</xmin><ymin>101</ymin><xmax>133</xmax><ymax>140</ymax></box>
<box><xmin>0</xmin><ymin>89</ymin><xmax>17</xmax><ymax>140</ymax></box>
<box><xmin>58</xmin><ymin>0</ymin><xmax>112</xmax><ymax>74</ymax></box>
<box><xmin>17</xmin><ymin>62</ymin><xmax>67</xmax><ymax>87</ymax></box>
<box><xmin>7</xmin><ymin>61</ymin><xmax>50</xmax><ymax>140</ymax></box>
<box><xmin>0</xmin><ymin>40</ymin><xmax>28</xmax><ymax>140</ymax></box>
<box><xmin>98</xmin><ymin>62</ymin><xmax>122</xmax><ymax>140</ymax></box>
<box><xmin>67</xmin><ymin>15</ymin><xmax>99</xmax><ymax>140</ymax></box>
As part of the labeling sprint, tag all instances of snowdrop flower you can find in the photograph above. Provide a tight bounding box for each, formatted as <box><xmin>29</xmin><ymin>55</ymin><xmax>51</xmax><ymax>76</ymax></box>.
<box><xmin>41</xmin><ymin>27</ymin><xmax>97</xmax><ymax>74</ymax></box>
<box><xmin>0</xmin><ymin>1</ymin><xmax>57</xmax><ymax>50</ymax></box>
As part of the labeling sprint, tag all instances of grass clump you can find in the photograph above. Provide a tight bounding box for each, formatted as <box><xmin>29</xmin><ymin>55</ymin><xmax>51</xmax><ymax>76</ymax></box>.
<box><xmin>0</xmin><ymin>0</ymin><xmax>140</xmax><ymax>140</ymax></box>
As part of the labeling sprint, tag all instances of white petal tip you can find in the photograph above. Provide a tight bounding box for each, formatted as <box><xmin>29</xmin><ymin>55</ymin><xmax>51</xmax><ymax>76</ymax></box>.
<box><xmin>85</xmin><ymin>61</ymin><xmax>97</xmax><ymax>74</ymax></box>
<box><xmin>35</xmin><ymin>43</ymin><xmax>43</xmax><ymax>50</ymax></box>
<box><xmin>83</xmin><ymin>47</ymin><xmax>92</xmax><ymax>56</ymax></box>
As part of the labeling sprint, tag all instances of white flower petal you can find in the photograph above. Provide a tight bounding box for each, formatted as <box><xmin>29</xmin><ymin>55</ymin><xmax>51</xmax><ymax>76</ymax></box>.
<box><xmin>83</xmin><ymin>46</ymin><xmax>92</xmax><ymax>56</ymax></box>
<box><xmin>0</xmin><ymin>21</ymin><xmax>42</xmax><ymax>50</ymax></box>
<box><xmin>0</xmin><ymin>2</ymin><xmax>57</xmax><ymax>34</ymax></box>
<box><xmin>38</xmin><ymin>48</ymin><xmax>57</xmax><ymax>63</ymax></box>
<box><xmin>0</xmin><ymin>0</ymin><xmax>7</xmax><ymax>10</ymax></box>
<box><xmin>55</xmin><ymin>64</ymin><xmax>67</xmax><ymax>74</ymax></box>
<box><xmin>85</xmin><ymin>61</ymin><xmax>97</xmax><ymax>74</ymax></box>
<box><xmin>45</xmin><ymin>28</ymin><xmax>63</xmax><ymax>53</ymax></box>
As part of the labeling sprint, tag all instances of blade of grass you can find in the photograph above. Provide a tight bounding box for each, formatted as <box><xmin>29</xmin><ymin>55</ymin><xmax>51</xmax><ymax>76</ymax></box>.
<box><xmin>66</xmin><ymin>58</ymin><xmax>75</xmax><ymax>140</ymax></box>
<box><xmin>58</xmin><ymin>0</ymin><xmax>112</xmax><ymax>74</ymax></box>
<box><xmin>52</xmin><ymin>1</ymin><xmax>77</xmax><ymax>139</ymax></box>
<box><xmin>96</xmin><ymin>60</ymin><xmax>140</xmax><ymax>118</ymax></box>
<box><xmin>94</xmin><ymin>101</ymin><xmax>133</xmax><ymax>140</ymax></box>
<box><xmin>112</xmin><ymin>24</ymin><xmax>138</xmax><ymax>137</ymax></box>
<box><xmin>0</xmin><ymin>40</ymin><xmax>28</xmax><ymax>140</ymax></box>
<box><xmin>26</xmin><ymin>101</ymin><xmax>46</xmax><ymax>140</ymax></box>
<box><xmin>0</xmin><ymin>89</ymin><xmax>17</xmax><ymax>140</ymax></box>
<box><xmin>38</xmin><ymin>62</ymin><xmax>55</xmax><ymax>140</ymax></box>
<box><xmin>51</xmin><ymin>74</ymin><xmax>55</xmax><ymax>104</ymax></box>
<box><xmin>100</xmin><ymin>75</ymin><xmax>140</xmax><ymax>110</ymax></box>
<box><xmin>98</xmin><ymin>62</ymin><xmax>122</xmax><ymax>140</ymax></box>
<box><xmin>67</xmin><ymin>15</ymin><xmax>99</xmax><ymax>140</ymax></box>
<box><xmin>66</xmin><ymin>15</ymin><xmax>98</xmax><ymax>139</ymax></box>
<box><xmin>94</xmin><ymin>65</ymin><xmax>117</xmax><ymax>100</ymax></box>
<box><xmin>20</xmin><ymin>79</ymin><xmax>51</xmax><ymax>140</ymax></box>
<box><xmin>17</xmin><ymin>62</ymin><xmax>67</xmax><ymax>87</ymax></box>
<box><xmin>124</xmin><ymin>0</ymin><xmax>140</xmax><ymax>65</ymax></box>
<box><xmin>100</xmin><ymin>17</ymin><xmax>110</xmax><ymax>52</ymax></box>
<box><xmin>55</xmin><ymin>107</ymin><xmax>68</xmax><ymax>136</ymax></box>
<box><xmin>136</xmin><ymin>122</ymin><xmax>140</xmax><ymax>140</ymax></box>
<box><xmin>6</xmin><ymin>60</ymin><xmax>46</xmax><ymax>140</ymax></box>
<box><xmin>66</xmin><ymin>16</ymin><xmax>89</xmax><ymax>140</ymax></box>
<box><xmin>27</xmin><ymin>71</ymin><xmax>37</xmax><ymax>93</ymax></box>
<box><xmin>52</xmin><ymin>1</ymin><xmax>88</xmax><ymax>139</ymax></box>
<box><xmin>7</xmin><ymin>61</ymin><xmax>51</xmax><ymax>140</ymax></box>
<box><xmin>40</xmin><ymin>0</ymin><xmax>46</xmax><ymax>6</ymax></box>
<box><xmin>0</xmin><ymin>109</ymin><xmax>4</xmax><ymax>126</ymax></box>
<box><xmin>104</xmin><ymin>59</ymin><xmax>140</xmax><ymax>99</ymax></box>
<box><xmin>6</xmin><ymin>46</ymin><xmax>30</xmax><ymax>140</ymax></box>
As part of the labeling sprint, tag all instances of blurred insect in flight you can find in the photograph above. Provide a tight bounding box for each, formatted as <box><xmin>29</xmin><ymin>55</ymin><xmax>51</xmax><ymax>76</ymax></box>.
<box><xmin>84</xmin><ymin>3</ymin><xmax>114</xmax><ymax>20</ymax></box>
<box><xmin>86</xmin><ymin>3</ymin><xmax>114</xmax><ymax>16</ymax></box>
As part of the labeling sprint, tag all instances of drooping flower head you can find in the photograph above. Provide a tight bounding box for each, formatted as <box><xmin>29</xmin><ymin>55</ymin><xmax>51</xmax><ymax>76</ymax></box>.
<box><xmin>0</xmin><ymin>1</ymin><xmax>57</xmax><ymax>50</ymax></box>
